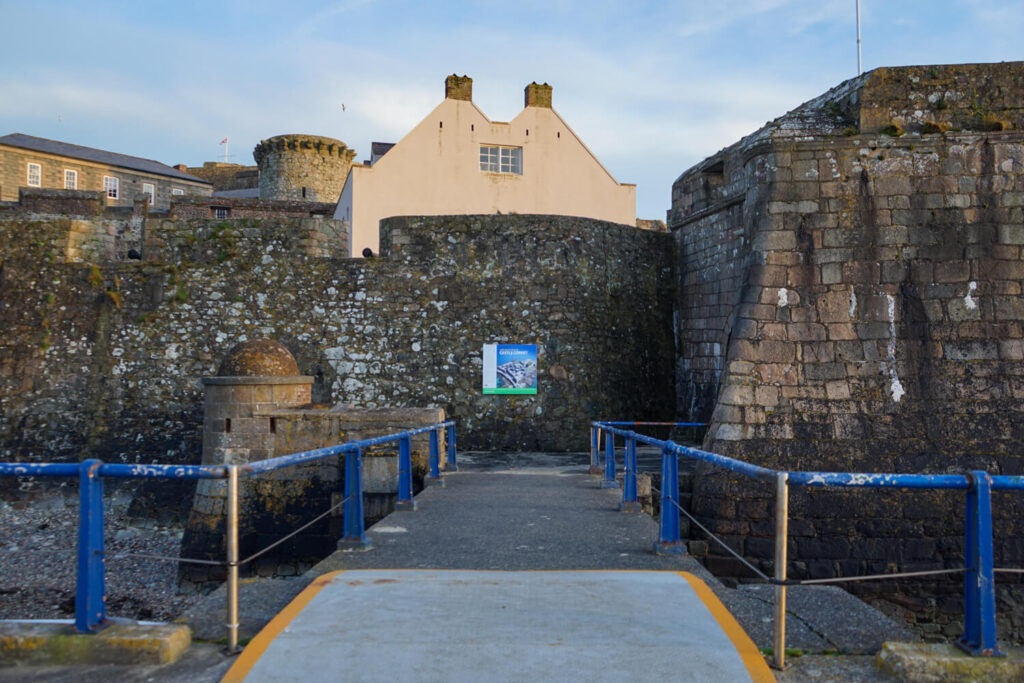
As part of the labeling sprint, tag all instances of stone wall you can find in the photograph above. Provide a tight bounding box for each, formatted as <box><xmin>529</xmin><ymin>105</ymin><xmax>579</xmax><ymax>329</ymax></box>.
<box><xmin>0</xmin><ymin>213</ymin><xmax>673</xmax><ymax>484</ymax></box>
<box><xmin>181</xmin><ymin>162</ymin><xmax>259</xmax><ymax>192</ymax></box>
<box><xmin>168</xmin><ymin>196</ymin><xmax>336</xmax><ymax>220</ymax></box>
<box><xmin>670</xmin><ymin>61</ymin><xmax>1024</xmax><ymax>639</ymax></box>
<box><xmin>0</xmin><ymin>189</ymin><xmax>148</xmax><ymax>262</ymax></box>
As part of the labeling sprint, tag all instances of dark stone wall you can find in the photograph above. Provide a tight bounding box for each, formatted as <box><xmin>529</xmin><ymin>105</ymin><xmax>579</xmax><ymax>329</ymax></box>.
<box><xmin>0</xmin><ymin>213</ymin><xmax>674</xmax><ymax>480</ymax></box>
<box><xmin>669</xmin><ymin>61</ymin><xmax>1024</xmax><ymax>640</ymax></box>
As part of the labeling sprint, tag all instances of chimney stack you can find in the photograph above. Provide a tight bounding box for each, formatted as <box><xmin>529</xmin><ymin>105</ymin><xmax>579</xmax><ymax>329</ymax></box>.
<box><xmin>445</xmin><ymin>74</ymin><xmax>473</xmax><ymax>101</ymax></box>
<box><xmin>524</xmin><ymin>82</ymin><xmax>553</xmax><ymax>108</ymax></box>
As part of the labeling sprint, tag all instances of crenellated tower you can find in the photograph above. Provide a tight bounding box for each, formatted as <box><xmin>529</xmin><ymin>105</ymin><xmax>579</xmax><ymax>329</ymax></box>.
<box><xmin>253</xmin><ymin>134</ymin><xmax>356</xmax><ymax>204</ymax></box>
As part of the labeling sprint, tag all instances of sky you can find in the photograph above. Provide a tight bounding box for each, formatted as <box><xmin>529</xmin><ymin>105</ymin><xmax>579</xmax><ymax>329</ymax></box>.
<box><xmin>1</xmin><ymin>1</ymin><xmax>1021</xmax><ymax>220</ymax></box>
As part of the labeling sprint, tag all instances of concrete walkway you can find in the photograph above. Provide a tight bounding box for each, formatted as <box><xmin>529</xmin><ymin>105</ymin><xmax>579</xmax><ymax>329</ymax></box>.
<box><xmin>223</xmin><ymin>569</ymin><xmax>773</xmax><ymax>682</ymax></box>
<box><xmin>176</xmin><ymin>451</ymin><xmax>914</xmax><ymax>682</ymax></box>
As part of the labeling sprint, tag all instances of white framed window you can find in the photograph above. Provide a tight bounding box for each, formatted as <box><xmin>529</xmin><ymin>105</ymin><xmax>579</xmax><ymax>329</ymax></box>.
<box><xmin>214</xmin><ymin>207</ymin><xmax>230</xmax><ymax>219</ymax></box>
<box><xmin>142</xmin><ymin>182</ymin><xmax>155</xmax><ymax>203</ymax></box>
<box><xmin>171</xmin><ymin>188</ymin><xmax>184</xmax><ymax>196</ymax></box>
<box><xmin>27</xmin><ymin>163</ymin><xmax>42</xmax><ymax>187</ymax></box>
<box><xmin>103</xmin><ymin>176</ymin><xmax>119</xmax><ymax>199</ymax></box>
<box><xmin>64</xmin><ymin>169</ymin><xmax>78</xmax><ymax>189</ymax></box>
<box><xmin>479</xmin><ymin>145</ymin><xmax>522</xmax><ymax>175</ymax></box>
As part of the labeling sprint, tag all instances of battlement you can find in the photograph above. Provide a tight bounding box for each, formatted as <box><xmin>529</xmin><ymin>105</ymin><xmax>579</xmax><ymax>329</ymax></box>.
<box><xmin>168</xmin><ymin>196</ymin><xmax>336</xmax><ymax>220</ymax></box>
<box><xmin>253</xmin><ymin>134</ymin><xmax>356</xmax><ymax>165</ymax></box>
<box><xmin>0</xmin><ymin>187</ymin><xmax>147</xmax><ymax>219</ymax></box>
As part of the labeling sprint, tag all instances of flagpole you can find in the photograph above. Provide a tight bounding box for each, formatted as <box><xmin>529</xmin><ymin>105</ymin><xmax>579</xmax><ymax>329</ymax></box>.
<box><xmin>856</xmin><ymin>0</ymin><xmax>862</xmax><ymax>75</ymax></box>
<box><xmin>224</xmin><ymin>138</ymin><xmax>229</xmax><ymax>164</ymax></box>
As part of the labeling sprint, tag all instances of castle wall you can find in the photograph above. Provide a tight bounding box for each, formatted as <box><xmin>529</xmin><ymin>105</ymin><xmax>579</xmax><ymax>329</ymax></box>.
<box><xmin>168</xmin><ymin>196</ymin><xmax>336</xmax><ymax>220</ymax></box>
<box><xmin>0</xmin><ymin>213</ymin><xmax>674</xmax><ymax>477</ymax></box>
<box><xmin>670</xmin><ymin>62</ymin><xmax>1024</xmax><ymax>638</ymax></box>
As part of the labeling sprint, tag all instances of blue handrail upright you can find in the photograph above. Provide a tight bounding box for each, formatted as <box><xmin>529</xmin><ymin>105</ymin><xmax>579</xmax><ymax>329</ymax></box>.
<box><xmin>600</xmin><ymin>431</ymin><xmax>618</xmax><ymax>489</ymax></box>
<box><xmin>445</xmin><ymin>423</ymin><xmax>458</xmax><ymax>472</ymax></box>
<box><xmin>75</xmin><ymin>459</ymin><xmax>108</xmax><ymax>633</ymax></box>
<box><xmin>425</xmin><ymin>428</ymin><xmax>444</xmax><ymax>487</ymax></box>
<box><xmin>960</xmin><ymin>470</ymin><xmax>1002</xmax><ymax>656</ymax></box>
<box><xmin>395</xmin><ymin>434</ymin><xmax>417</xmax><ymax>511</ymax></box>
<box><xmin>619</xmin><ymin>434</ymin><xmax>641</xmax><ymax>512</ymax></box>
<box><xmin>338</xmin><ymin>448</ymin><xmax>371</xmax><ymax>551</ymax></box>
<box><xmin>655</xmin><ymin>445</ymin><xmax>687</xmax><ymax>555</ymax></box>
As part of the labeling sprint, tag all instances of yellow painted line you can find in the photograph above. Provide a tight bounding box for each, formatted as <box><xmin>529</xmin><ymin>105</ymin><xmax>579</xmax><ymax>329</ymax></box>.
<box><xmin>221</xmin><ymin>570</ymin><xmax>345</xmax><ymax>683</ymax></box>
<box><xmin>677</xmin><ymin>571</ymin><xmax>776</xmax><ymax>682</ymax></box>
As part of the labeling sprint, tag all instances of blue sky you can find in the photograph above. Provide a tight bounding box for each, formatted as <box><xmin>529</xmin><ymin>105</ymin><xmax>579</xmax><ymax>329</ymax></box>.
<box><xmin>1</xmin><ymin>1</ymin><xmax>1021</xmax><ymax>219</ymax></box>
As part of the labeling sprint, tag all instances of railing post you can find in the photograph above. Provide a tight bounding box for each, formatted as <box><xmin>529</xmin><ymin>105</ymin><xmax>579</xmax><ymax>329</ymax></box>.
<box><xmin>600</xmin><ymin>430</ymin><xmax>619</xmax><ymax>489</ymax></box>
<box><xmin>74</xmin><ymin>459</ymin><xmax>107</xmax><ymax>633</ymax></box>
<box><xmin>620</xmin><ymin>434</ymin><xmax>641</xmax><ymax>512</ymax></box>
<box><xmin>960</xmin><ymin>470</ymin><xmax>1002</xmax><ymax>656</ymax></box>
<box><xmin>773</xmin><ymin>472</ymin><xmax>789</xmax><ymax>670</ymax></box>
<box><xmin>339</xmin><ymin>448</ymin><xmax>371</xmax><ymax>551</ymax></box>
<box><xmin>226</xmin><ymin>464</ymin><xmax>240</xmax><ymax>653</ymax></box>
<box><xmin>445</xmin><ymin>423</ymin><xmax>458</xmax><ymax>472</ymax></box>
<box><xmin>654</xmin><ymin>444</ymin><xmax>686</xmax><ymax>554</ymax></box>
<box><xmin>426</xmin><ymin>428</ymin><xmax>444</xmax><ymax>487</ymax></box>
<box><xmin>589</xmin><ymin>425</ymin><xmax>603</xmax><ymax>475</ymax></box>
<box><xmin>395</xmin><ymin>434</ymin><xmax>417</xmax><ymax>511</ymax></box>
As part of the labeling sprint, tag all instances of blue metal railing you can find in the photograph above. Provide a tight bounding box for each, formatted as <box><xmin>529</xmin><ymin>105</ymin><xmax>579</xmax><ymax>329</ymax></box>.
<box><xmin>591</xmin><ymin>420</ymin><xmax>1020</xmax><ymax>668</ymax></box>
<box><xmin>0</xmin><ymin>420</ymin><xmax>457</xmax><ymax>649</ymax></box>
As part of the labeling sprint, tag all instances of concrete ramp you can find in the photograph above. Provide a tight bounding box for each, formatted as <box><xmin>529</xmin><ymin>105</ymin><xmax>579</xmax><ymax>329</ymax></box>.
<box><xmin>223</xmin><ymin>569</ymin><xmax>774</xmax><ymax>682</ymax></box>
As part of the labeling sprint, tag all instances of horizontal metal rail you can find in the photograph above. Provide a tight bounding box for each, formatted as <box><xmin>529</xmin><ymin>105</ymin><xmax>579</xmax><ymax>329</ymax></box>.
<box><xmin>0</xmin><ymin>419</ymin><xmax>458</xmax><ymax>652</ymax></box>
<box><xmin>591</xmin><ymin>420</ymin><xmax>1021</xmax><ymax>668</ymax></box>
<box><xmin>598</xmin><ymin>421</ymin><xmax>707</xmax><ymax>428</ymax></box>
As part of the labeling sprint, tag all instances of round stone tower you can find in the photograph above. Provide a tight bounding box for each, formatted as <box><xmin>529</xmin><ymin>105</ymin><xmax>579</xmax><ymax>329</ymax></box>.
<box><xmin>253</xmin><ymin>134</ymin><xmax>356</xmax><ymax>203</ymax></box>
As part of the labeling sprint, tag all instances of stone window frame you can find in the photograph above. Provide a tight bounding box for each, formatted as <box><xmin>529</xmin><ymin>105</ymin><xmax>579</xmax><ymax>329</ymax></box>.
<box><xmin>64</xmin><ymin>169</ymin><xmax>77</xmax><ymax>190</ymax></box>
<box><xmin>103</xmin><ymin>175</ymin><xmax>119</xmax><ymax>199</ymax></box>
<box><xmin>479</xmin><ymin>145</ymin><xmax>522</xmax><ymax>175</ymax></box>
<box><xmin>26</xmin><ymin>162</ymin><xmax>41</xmax><ymax>187</ymax></box>
<box><xmin>171</xmin><ymin>187</ymin><xmax>184</xmax><ymax>196</ymax></box>
<box><xmin>142</xmin><ymin>182</ymin><xmax>155</xmax><ymax>204</ymax></box>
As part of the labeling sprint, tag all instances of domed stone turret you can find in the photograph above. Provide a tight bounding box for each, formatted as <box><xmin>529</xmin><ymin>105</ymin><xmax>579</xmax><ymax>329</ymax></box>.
<box><xmin>217</xmin><ymin>338</ymin><xmax>300</xmax><ymax>377</ymax></box>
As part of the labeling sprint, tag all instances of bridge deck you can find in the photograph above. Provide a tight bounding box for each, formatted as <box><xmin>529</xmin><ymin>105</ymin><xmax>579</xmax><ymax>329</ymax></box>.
<box><xmin>223</xmin><ymin>569</ymin><xmax>773</xmax><ymax>682</ymax></box>
<box><xmin>223</xmin><ymin>452</ymin><xmax>774</xmax><ymax>681</ymax></box>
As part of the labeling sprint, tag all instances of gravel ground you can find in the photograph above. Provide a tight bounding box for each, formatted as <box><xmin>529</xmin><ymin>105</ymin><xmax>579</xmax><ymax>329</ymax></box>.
<box><xmin>0</xmin><ymin>489</ymin><xmax>201</xmax><ymax>623</ymax></box>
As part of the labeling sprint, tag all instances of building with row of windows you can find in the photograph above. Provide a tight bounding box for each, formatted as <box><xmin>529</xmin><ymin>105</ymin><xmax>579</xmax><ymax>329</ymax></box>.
<box><xmin>0</xmin><ymin>133</ymin><xmax>211</xmax><ymax>209</ymax></box>
<box><xmin>334</xmin><ymin>75</ymin><xmax>637</xmax><ymax>257</ymax></box>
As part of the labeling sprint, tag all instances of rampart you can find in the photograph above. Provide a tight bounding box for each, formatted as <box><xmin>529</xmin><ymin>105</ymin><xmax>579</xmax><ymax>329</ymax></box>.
<box><xmin>168</xmin><ymin>196</ymin><xmax>336</xmax><ymax>220</ymax></box>
<box><xmin>0</xmin><ymin>212</ymin><xmax>674</xmax><ymax>500</ymax></box>
<box><xmin>670</xmin><ymin>61</ymin><xmax>1024</xmax><ymax>638</ymax></box>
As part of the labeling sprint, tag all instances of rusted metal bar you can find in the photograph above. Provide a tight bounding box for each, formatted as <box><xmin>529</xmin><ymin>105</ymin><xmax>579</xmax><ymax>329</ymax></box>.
<box><xmin>600</xmin><ymin>430</ymin><xmax>618</xmax><ymax>489</ymax></box>
<box><xmin>226</xmin><ymin>465</ymin><xmax>240</xmax><ymax>654</ymax></box>
<box><xmin>772</xmin><ymin>472</ymin><xmax>789</xmax><ymax>671</ymax></box>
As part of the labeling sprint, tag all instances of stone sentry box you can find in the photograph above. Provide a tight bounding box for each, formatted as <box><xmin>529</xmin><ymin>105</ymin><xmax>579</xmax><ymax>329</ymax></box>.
<box><xmin>179</xmin><ymin>339</ymin><xmax>443</xmax><ymax>589</ymax></box>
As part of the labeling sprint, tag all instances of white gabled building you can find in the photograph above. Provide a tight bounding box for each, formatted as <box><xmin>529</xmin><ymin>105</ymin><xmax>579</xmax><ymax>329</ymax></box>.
<box><xmin>335</xmin><ymin>75</ymin><xmax>636</xmax><ymax>257</ymax></box>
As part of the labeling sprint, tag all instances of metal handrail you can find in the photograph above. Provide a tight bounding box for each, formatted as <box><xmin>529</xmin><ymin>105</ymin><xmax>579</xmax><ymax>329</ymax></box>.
<box><xmin>592</xmin><ymin>420</ymin><xmax>1017</xmax><ymax>669</ymax></box>
<box><xmin>0</xmin><ymin>420</ymin><xmax>457</xmax><ymax>653</ymax></box>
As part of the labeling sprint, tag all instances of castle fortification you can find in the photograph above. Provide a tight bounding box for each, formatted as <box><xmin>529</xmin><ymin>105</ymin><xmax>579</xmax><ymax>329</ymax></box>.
<box><xmin>253</xmin><ymin>134</ymin><xmax>356</xmax><ymax>204</ymax></box>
